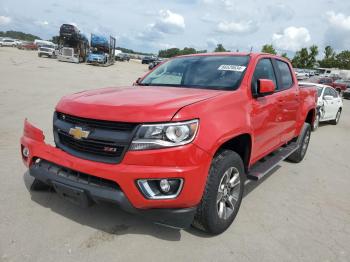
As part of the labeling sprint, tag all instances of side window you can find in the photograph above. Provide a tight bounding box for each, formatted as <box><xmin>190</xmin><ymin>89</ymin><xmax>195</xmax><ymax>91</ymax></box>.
<box><xmin>251</xmin><ymin>59</ymin><xmax>277</xmax><ymax>95</ymax></box>
<box><xmin>329</xmin><ymin>88</ymin><xmax>338</xmax><ymax>98</ymax></box>
<box><xmin>324</xmin><ymin>88</ymin><xmax>332</xmax><ymax>97</ymax></box>
<box><xmin>275</xmin><ymin>60</ymin><xmax>293</xmax><ymax>90</ymax></box>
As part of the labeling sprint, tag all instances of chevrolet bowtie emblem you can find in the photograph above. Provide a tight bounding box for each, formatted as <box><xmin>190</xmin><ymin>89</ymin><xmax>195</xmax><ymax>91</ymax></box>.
<box><xmin>69</xmin><ymin>127</ymin><xmax>90</xmax><ymax>140</ymax></box>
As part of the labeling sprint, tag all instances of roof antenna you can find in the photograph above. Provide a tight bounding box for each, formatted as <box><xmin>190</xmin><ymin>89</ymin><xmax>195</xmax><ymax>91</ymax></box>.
<box><xmin>250</xmin><ymin>46</ymin><xmax>253</xmax><ymax>53</ymax></box>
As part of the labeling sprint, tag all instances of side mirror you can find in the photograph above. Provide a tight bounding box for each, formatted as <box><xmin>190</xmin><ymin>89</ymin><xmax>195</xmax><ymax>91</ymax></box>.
<box><xmin>323</xmin><ymin>95</ymin><xmax>333</xmax><ymax>101</ymax></box>
<box><xmin>258</xmin><ymin>79</ymin><xmax>275</xmax><ymax>96</ymax></box>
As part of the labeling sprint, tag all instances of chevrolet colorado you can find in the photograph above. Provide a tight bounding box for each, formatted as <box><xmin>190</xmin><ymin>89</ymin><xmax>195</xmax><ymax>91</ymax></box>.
<box><xmin>21</xmin><ymin>53</ymin><xmax>317</xmax><ymax>234</ymax></box>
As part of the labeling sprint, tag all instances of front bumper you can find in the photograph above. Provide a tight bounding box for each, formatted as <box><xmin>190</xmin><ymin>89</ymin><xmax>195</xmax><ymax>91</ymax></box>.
<box><xmin>57</xmin><ymin>55</ymin><xmax>79</xmax><ymax>63</ymax></box>
<box><xmin>21</xmin><ymin>120</ymin><xmax>211</xmax><ymax>227</ymax></box>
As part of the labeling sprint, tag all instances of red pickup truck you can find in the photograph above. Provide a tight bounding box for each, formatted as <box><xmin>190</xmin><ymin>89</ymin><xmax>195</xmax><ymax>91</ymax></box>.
<box><xmin>21</xmin><ymin>53</ymin><xmax>316</xmax><ymax>234</ymax></box>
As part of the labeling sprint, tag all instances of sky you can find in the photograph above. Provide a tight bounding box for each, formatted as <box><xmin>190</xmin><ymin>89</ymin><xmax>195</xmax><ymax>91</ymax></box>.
<box><xmin>1</xmin><ymin>0</ymin><xmax>350</xmax><ymax>55</ymax></box>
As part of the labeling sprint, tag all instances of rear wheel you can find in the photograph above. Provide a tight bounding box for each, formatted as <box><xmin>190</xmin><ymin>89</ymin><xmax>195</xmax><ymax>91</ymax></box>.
<box><xmin>331</xmin><ymin>109</ymin><xmax>341</xmax><ymax>125</ymax></box>
<box><xmin>287</xmin><ymin>123</ymin><xmax>311</xmax><ymax>163</ymax></box>
<box><xmin>193</xmin><ymin>150</ymin><xmax>244</xmax><ymax>234</ymax></box>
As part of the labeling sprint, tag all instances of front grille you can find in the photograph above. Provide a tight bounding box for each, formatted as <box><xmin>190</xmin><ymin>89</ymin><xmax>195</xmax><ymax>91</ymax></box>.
<box><xmin>54</xmin><ymin>112</ymin><xmax>138</xmax><ymax>164</ymax></box>
<box><xmin>62</xmin><ymin>48</ymin><xmax>73</xmax><ymax>56</ymax></box>
<box><xmin>40</xmin><ymin>48</ymin><xmax>50</xmax><ymax>52</ymax></box>
<box><xmin>56</xmin><ymin>112</ymin><xmax>137</xmax><ymax>131</ymax></box>
<box><xmin>58</xmin><ymin>131</ymin><xmax>124</xmax><ymax>157</ymax></box>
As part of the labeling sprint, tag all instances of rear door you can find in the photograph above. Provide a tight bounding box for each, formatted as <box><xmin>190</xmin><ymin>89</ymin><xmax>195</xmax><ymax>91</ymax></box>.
<box><xmin>323</xmin><ymin>87</ymin><xmax>338</xmax><ymax>119</ymax></box>
<box><xmin>273</xmin><ymin>59</ymin><xmax>300</xmax><ymax>143</ymax></box>
<box><xmin>250</xmin><ymin>58</ymin><xmax>282</xmax><ymax>162</ymax></box>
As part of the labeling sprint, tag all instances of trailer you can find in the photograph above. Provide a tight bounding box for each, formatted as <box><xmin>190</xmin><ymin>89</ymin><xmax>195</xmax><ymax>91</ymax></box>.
<box><xmin>57</xmin><ymin>24</ymin><xmax>89</xmax><ymax>63</ymax></box>
<box><xmin>86</xmin><ymin>34</ymin><xmax>116</xmax><ymax>66</ymax></box>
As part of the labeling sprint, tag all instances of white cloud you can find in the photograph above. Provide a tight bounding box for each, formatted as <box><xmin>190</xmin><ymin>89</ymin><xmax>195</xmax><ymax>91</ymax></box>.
<box><xmin>206</xmin><ymin>38</ymin><xmax>218</xmax><ymax>49</ymax></box>
<box><xmin>324</xmin><ymin>11</ymin><xmax>350</xmax><ymax>50</ymax></box>
<box><xmin>138</xmin><ymin>9</ymin><xmax>185</xmax><ymax>40</ymax></box>
<box><xmin>0</xmin><ymin>15</ymin><xmax>11</xmax><ymax>25</ymax></box>
<box><xmin>272</xmin><ymin>26</ymin><xmax>311</xmax><ymax>51</ymax></box>
<box><xmin>217</xmin><ymin>20</ymin><xmax>257</xmax><ymax>34</ymax></box>
<box><xmin>35</xmin><ymin>20</ymin><xmax>49</xmax><ymax>26</ymax></box>
<box><xmin>327</xmin><ymin>11</ymin><xmax>350</xmax><ymax>31</ymax></box>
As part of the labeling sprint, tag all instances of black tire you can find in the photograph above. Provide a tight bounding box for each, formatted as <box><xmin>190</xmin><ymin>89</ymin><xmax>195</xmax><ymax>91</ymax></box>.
<box><xmin>193</xmin><ymin>150</ymin><xmax>245</xmax><ymax>234</ymax></box>
<box><xmin>30</xmin><ymin>179</ymin><xmax>51</xmax><ymax>191</ymax></box>
<box><xmin>287</xmin><ymin>123</ymin><xmax>311</xmax><ymax>163</ymax></box>
<box><xmin>330</xmin><ymin>109</ymin><xmax>341</xmax><ymax>125</ymax></box>
<box><xmin>312</xmin><ymin>113</ymin><xmax>320</xmax><ymax>131</ymax></box>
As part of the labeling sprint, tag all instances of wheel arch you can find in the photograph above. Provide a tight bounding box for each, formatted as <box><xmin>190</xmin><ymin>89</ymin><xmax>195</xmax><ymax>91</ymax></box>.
<box><xmin>214</xmin><ymin>133</ymin><xmax>252</xmax><ymax>173</ymax></box>
<box><xmin>305</xmin><ymin>108</ymin><xmax>316</xmax><ymax>126</ymax></box>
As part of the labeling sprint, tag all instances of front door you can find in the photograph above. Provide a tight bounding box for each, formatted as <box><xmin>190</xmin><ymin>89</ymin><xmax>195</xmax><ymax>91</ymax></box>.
<box><xmin>250</xmin><ymin>58</ymin><xmax>282</xmax><ymax>163</ymax></box>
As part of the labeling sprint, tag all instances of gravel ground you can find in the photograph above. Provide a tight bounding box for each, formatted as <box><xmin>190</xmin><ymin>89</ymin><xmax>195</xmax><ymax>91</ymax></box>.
<box><xmin>1</xmin><ymin>48</ymin><xmax>349</xmax><ymax>262</ymax></box>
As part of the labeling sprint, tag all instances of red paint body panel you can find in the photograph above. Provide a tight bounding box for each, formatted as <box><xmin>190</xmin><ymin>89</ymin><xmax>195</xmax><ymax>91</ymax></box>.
<box><xmin>21</xmin><ymin>52</ymin><xmax>316</xmax><ymax>210</ymax></box>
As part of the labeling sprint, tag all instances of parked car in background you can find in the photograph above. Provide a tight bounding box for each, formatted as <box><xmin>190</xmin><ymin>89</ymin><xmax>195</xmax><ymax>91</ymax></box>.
<box><xmin>0</xmin><ymin>38</ymin><xmax>17</xmax><ymax>47</ymax></box>
<box><xmin>148</xmin><ymin>58</ymin><xmax>164</xmax><ymax>70</ymax></box>
<box><xmin>300</xmin><ymin>82</ymin><xmax>342</xmax><ymax>130</ymax></box>
<box><xmin>18</xmin><ymin>41</ymin><xmax>38</xmax><ymax>50</ymax></box>
<box><xmin>38</xmin><ymin>44</ymin><xmax>57</xmax><ymax>58</ymax></box>
<box><xmin>333</xmin><ymin>79</ymin><xmax>350</xmax><ymax>94</ymax></box>
<box><xmin>141</xmin><ymin>56</ymin><xmax>157</xmax><ymax>64</ymax></box>
<box><xmin>116</xmin><ymin>53</ymin><xmax>130</xmax><ymax>62</ymax></box>
<box><xmin>343</xmin><ymin>86</ymin><xmax>350</xmax><ymax>99</ymax></box>
<box><xmin>295</xmin><ymin>69</ymin><xmax>309</xmax><ymax>80</ymax></box>
<box><xmin>317</xmin><ymin>77</ymin><xmax>335</xmax><ymax>87</ymax></box>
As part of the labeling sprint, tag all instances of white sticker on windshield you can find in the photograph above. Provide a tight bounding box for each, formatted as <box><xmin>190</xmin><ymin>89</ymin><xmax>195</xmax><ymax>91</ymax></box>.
<box><xmin>218</xmin><ymin>65</ymin><xmax>246</xmax><ymax>72</ymax></box>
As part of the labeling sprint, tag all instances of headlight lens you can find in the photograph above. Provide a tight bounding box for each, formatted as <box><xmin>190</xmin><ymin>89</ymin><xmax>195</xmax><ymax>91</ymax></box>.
<box><xmin>130</xmin><ymin>119</ymin><xmax>199</xmax><ymax>150</ymax></box>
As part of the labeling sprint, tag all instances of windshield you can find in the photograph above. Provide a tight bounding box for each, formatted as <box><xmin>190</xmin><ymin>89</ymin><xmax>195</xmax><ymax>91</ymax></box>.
<box><xmin>317</xmin><ymin>87</ymin><xmax>323</xmax><ymax>97</ymax></box>
<box><xmin>140</xmin><ymin>55</ymin><xmax>250</xmax><ymax>90</ymax></box>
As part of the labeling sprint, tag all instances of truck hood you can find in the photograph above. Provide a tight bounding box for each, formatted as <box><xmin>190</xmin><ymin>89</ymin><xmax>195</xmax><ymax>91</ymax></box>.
<box><xmin>56</xmin><ymin>86</ymin><xmax>224</xmax><ymax>122</ymax></box>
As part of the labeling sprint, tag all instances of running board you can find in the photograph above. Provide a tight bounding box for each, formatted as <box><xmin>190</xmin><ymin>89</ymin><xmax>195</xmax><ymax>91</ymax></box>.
<box><xmin>247</xmin><ymin>142</ymin><xmax>299</xmax><ymax>181</ymax></box>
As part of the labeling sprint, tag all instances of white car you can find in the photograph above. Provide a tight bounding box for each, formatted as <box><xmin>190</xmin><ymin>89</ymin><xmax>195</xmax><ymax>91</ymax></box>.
<box><xmin>300</xmin><ymin>82</ymin><xmax>343</xmax><ymax>130</ymax></box>
<box><xmin>0</xmin><ymin>38</ymin><xmax>17</xmax><ymax>47</ymax></box>
<box><xmin>295</xmin><ymin>70</ymin><xmax>309</xmax><ymax>80</ymax></box>
<box><xmin>38</xmin><ymin>45</ymin><xmax>57</xmax><ymax>58</ymax></box>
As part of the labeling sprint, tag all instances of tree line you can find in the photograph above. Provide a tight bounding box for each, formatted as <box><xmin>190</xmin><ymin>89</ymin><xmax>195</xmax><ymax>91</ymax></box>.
<box><xmin>0</xmin><ymin>31</ymin><xmax>41</xmax><ymax>42</ymax></box>
<box><xmin>158</xmin><ymin>43</ymin><xmax>350</xmax><ymax>70</ymax></box>
<box><xmin>261</xmin><ymin>44</ymin><xmax>350</xmax><ymax>70</ymax></box>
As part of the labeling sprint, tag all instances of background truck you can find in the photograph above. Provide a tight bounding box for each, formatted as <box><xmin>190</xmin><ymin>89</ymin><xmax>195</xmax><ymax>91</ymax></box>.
<box><xmin>21</xmin><ymin>52</ymin><xmax>316</xmax><ymax>234</ymax></box>
<box><xmin>57</xmin><ymin>24</ymin><xmax>89</xmax><ymax>63</ymax></box>
<box><xmin>87</xmin><ymin>34</ymin><xmax>116</xmax><ymax>66</ymax></box>
<box><xmin>38</xmin><ymin>43</ymin><xmax>57</xmax><ymax>58</ymax></box>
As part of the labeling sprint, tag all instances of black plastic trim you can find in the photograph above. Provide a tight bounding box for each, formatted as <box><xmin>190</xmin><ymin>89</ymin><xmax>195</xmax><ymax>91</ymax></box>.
<box><xmin>29</xmin><ymin>160</ymin><xmax>196</xmax><ymax>229</ymax></box>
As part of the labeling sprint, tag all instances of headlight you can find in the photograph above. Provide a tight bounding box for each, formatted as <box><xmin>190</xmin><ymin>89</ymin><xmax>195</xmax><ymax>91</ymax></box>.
<box><xmin>130</xmin><ymin>119</ymin><xmax>199</xmax><ymax>150</ymax></box>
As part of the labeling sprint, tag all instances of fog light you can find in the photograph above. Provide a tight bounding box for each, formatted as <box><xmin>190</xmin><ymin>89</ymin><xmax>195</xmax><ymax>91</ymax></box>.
<box><xmin>159</xmin><ymin>179</ymin><xmax>171</xmax><ymax>193</ymax></box>
<box><xmin>137</xmin><ymin>178</ymin><xmax>183</xmax><ymax>200</ymax></box>
<box><xmin>22</xmin><ymin>147</ymin><xmax>30</xmax><ymax>158</ymax></box>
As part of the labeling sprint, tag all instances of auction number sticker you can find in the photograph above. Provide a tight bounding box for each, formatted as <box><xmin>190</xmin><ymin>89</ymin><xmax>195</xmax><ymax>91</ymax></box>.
<box><xmin>218</xmin><ymin>65</ymin><xmax>246</xmax><ymax>72</ymax></box>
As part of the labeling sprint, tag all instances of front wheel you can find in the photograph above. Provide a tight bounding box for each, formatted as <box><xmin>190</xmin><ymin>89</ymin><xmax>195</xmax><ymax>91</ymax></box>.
<box><xmin>193</xmin><ymin>150</ymin><xmax>245</xmax><ymax>234</ymax></box>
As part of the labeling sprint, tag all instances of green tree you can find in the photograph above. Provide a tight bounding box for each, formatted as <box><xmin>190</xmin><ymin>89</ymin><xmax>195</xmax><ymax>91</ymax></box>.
<box><xmin>292</xmin><ymin>45</ymin><xmax>319</xmax><ymax>68</ymax></box>
<box><xmin>261</xmin><ymin>44</ymin><xmax>277</xmax><ymax>55</ymax></box>
<box><xmin>0</xmin><ymin>30</ymin><xmax>41</xmax><ymax>41</ymax></box>
<box><xmin>280</xmin><ymin>53</ymin><xmax>289</xmax><ymax>60</ymax></box>
<box><xmin>306</xmin><ymin>45</ymin><xmax>319</xmax><ymax>68</ymax></box>
<box><xmin>318</xmin><ymin>46</ymin><xmax>337</xmax><ymax>68</ymax></box>
<box><xmin>335</xmin><ymin>51</ymin><xmax>350</xmax><ymax>69</ymax></box>
<box><xmin>214</xmin><ymin>44</ymin><xmax>228</xmax><ymax>52</ymax></box>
